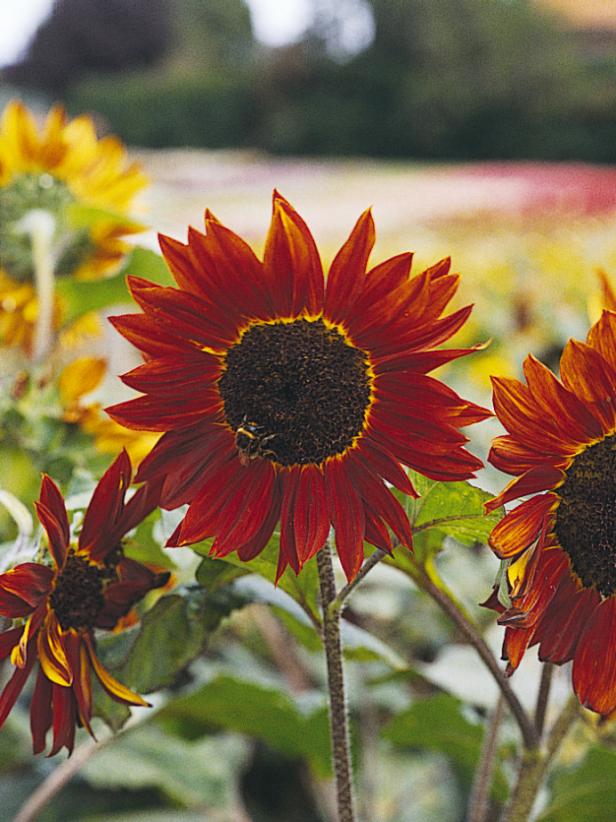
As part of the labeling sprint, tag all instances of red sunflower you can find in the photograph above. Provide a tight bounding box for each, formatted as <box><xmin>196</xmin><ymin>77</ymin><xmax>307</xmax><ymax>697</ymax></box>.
<box><xmin>486</xmin><ymin>310</ymin><xmax>616</xmax><ymax>716</ymax></box>
<box><xmin>0</xmin><ymin>451</ymin><xmax>169</xmax><ymax>755</ymax></box>
<box><xmin>107</xmin><ymin>192</ymin><xmax>489</xmax><ymax>580</ymax></box>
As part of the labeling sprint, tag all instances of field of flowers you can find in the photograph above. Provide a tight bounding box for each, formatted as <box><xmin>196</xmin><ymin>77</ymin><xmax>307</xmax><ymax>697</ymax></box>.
<box><xmin>1</xmin><ymin>102</ymin><xmax>616</xmax><ymax>822</ymax></box>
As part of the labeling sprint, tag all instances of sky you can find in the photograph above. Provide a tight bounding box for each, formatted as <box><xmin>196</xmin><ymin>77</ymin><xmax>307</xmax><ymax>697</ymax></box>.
<box><xmin>0</xmin><ymin>0</ymin><xmax>315</xmax><ymax>67</ymax></box>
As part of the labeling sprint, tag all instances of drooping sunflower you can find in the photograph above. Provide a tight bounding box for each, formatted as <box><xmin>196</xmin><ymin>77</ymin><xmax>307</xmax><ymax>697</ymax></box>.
<box><xmin>0</xmin><ymin>100</ymin><xmax>146</xmax><ymax>350</ymax></box>
<box><xmin>0</xmin><ymin>451</ymin><xmax>169</xmax><ymax>754</ymax></box>
<box><xmin>486</xmin><ymin>310</ymin><xmax>616</xmax><ymax>715</ymax></box>
<box><xmin>107</xmin><ymin>192</ymin><xmax>489</xmax><ymax>580</ymax></box>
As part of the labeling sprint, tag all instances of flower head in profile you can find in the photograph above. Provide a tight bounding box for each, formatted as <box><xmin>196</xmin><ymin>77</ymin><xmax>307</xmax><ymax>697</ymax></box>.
<box><xmin>108</xmin><ymin>192</ymin><xmax>489</xmax><ymax>581</ymax></box>
<box><xmin>0</xmin><ymin>452</ymin><xmax>169</xmax><ymax>755</ymax></box>
<box><xmin>486</xmin><ymin>310</ymin><xmax>616</xmax><ymax>715</ymax></box>
<box><xmin>0</xmin><ymin>100</ymin><xmax>146</xmax><ymax>350</ymax></box>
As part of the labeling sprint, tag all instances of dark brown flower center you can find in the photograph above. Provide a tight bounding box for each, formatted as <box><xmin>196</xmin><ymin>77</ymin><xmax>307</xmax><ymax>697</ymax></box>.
<box><xmin>554</xmin><ymin>434</ymin><xmax>616</xmax><ymax>597</ymax></box>
<box><xmin>50</xmin><ymin>550</ymin><xmax>116</xmax><ymax>631</ymax></box>
<box><xmin>219</xmin><ymin>318</ymin><xmax>372</xmax><ymax>466</ymax></box>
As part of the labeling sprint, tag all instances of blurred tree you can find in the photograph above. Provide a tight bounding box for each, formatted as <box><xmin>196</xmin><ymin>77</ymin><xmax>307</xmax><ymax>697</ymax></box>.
<box><xmin>5</xmin><ymin>0</ymin><xmax>171</xmax><ymax>93</ymax></box>
<box><xmin>259</xmin><ymin>0</ymin><xmax>602</xmax><ymax>159</ymax></box>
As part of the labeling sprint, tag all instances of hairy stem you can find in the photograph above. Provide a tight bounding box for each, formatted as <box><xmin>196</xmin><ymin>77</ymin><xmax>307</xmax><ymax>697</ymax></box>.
<box><xmin>467</xmin><ymin>695</ymin><xmax>506</xmax><ymax>822</ymax></box>
<box><xmin>502</xmin><ymin>695</ymin><xmax>580</xmax><ymax>822</ymax></box>
<box><xmin>331</xmin><ymin>549</ymin><xmax>386</xmax><ymax>614</ymax></box>
<box><xmin>317</xmin><ymin>543</ymin><xmax>356</xmax><ymax>822</ymax></box>
<box><xmin>417</xmin><ymin>569</ymin><xmax>539</xmax><ymax>750</ymax></box>
<box><xmin>534</xmin><ymin>663</ymin><xmax>554</xmax><ymax>738</ymax></box>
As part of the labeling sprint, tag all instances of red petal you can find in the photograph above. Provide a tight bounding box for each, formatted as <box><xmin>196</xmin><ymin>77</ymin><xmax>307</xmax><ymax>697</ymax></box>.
<box><xmin>324</xmin><ymin>209</ymin><xmax>375</xmax><ymax>324</ymax></box>
<box><xmin>0</xmin><ymin>652</ymin><xmax>35</xmax><ymax>729</ymax></box>
<box><xmin>263</xmin><ymin>192</ymin><xmax>324</xmax><ymax>317</ymax></box>
<box><xmin>0</xmin><ymin>627</ymin><xmax>24</xmax><ymax>660</ymax></box>
<box><xmin>324</xmin><ymin>459</ymin><xmax>365</xmax><ymax>581</ymax></box>
<box><xmin>209</xmin><ymin>460</ymin><xmax>277</xmax><ymax>558</ymax></box>
<box><xmin>0</xmin><ymin>563</ymin><xmax>53</xmax><ymax>608</ymax></box>
<box><xmin>485</xmin><ymin>464</ymin><xmax>565</xmax><ymax>512</ymax></box>
<box><xmin>277</xmin><ymin>468</ymin><xmax>302</xmax><ymax>577</ymax></box>
<box><xmin>346</xmin><ymin>452</ymin><xmax>413</xmax><ymax>549</ymax></box>
<box><xmin>109</xmin><ymin>313</ymin><xmax>196</xmax><ymax>359</ymax></box>
<box><xmin>38</xmin><ymin>476</ymin><xmax>69</xmax><ymax>566</ymax></box>
<box><xmin>523</xmin><ymin>354</ymin><xmax>603</xmax><ymax>442</ymax></box>
<box><xmin>30</xmin><ymin>668</ymin><xmax>53</xmax><ymax>754</ymax></box>
<box><xmin>120</xmin><ymin>351</ymin><xmax>221</xmax><ymax>395</ymax></box>
<box><xmin>127</xmin><ymin>276</ymin><xmax>237</xmax><ymax>350</ymax></box>
<box><xmin>560</xmin><ymin>340</ymin><xmax>616</xmax><ymax>433</ymax></box>
<box><xmin>572</xmin><ymin>597</ymin><xmax>616</xmax><ymax>715</ymax></box>
<box><xmin>293</xmin><ymin>466</ymin><xmax>329</xmax><ymax>565</ymax></box>
<box><xmin>492</xmin><ymin>376</ymin><xmax>577</xmax><ymax>454</ymax></box>
<box><xmin>489</xmin><ymin>494</ymin><xmax>556</xmax><ymax>559</ymax></box>
<box><xmin>587</xmin><ymin>310</ymin><xmax>616</xmax><ymax>372</ymax></box>
<box><xmin>536</xmin><ymin>583</ymin><xmax>600</xmax><ymax>664</ymax></box>
<box><xmin>48</xmin><ymin>683</ymin><xmax>76</xmax><ymax>756</ymax></box>
<box><xmin>79</xmin><ymin>450</ymin><xmax>132</xmax><ymax>558</ymax></box>
<box><xmin>237</xmin><ymin>477</ymin><xmax>282</xmax><ymax>562</ymax></box>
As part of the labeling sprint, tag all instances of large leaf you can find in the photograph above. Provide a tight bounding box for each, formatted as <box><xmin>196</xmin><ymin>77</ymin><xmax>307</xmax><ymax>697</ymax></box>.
<box><xmin>82</xmin><ymin>725</ymin><xmax>249</xmax><ymax>809</ymax></box>
<box><xmin>229</xmin><ymin>574</ymin><xmax>406</xmax><ymax>668</ymax></box>
<box><xmin>93</xmin><ymin>586</ymin><xmax>249</xmax><ymax>730</ymax></box>
<box><xmin>538</xmin><ymin>748</ymin><xmax>616</xmax><ymax>822</ymax></box>
<box><xmin>383</xmin><ymin>693</ymin><xmax>507</xmax><ymax>796</ymax></box>
<box><xmin>410</xmin><ymin>473</ymin><xmax>502</xmax><ymax>546</ymax></box>
<box><xmin>194</xmin><ymin>534</ymin><xmax>321</xmax><ymax>625</ymax></box>
<box><xmin>156</xmin><ymin>674</ymin><xmax>332</xmax><ymax>777</ymax></box>
<box><xmin>57</xmin><ymin>246</ymin><xmax>173</xmax><ymax>326</ymax></box>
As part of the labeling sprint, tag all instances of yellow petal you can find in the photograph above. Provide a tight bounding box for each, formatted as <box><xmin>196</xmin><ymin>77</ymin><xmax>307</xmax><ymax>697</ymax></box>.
<box><xmin>37</xmin><ymin>614</ymin><xmax>73</xmax><ymax>687</ymax></box>
<box><xmin>59</xmin><ymin>357</ymin><xmax>107</xmax><ymax>406</ymax></box>
<box><xmin>85</xmin><ymin>635</ymin><xmax>149</xmax><ymax>706</ymax></box>
<box><xmin>10</xmin><ymin>614</ymin><xmax>33</xmax><ymax>668</ymax></box>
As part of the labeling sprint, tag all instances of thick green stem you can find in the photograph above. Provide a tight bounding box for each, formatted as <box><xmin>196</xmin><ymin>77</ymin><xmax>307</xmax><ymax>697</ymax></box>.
<box><xmin>317</xmin><ymin>544</ymin><xmax>356</xmax><ymax>822</ymax></box>
<box><xmin>502</xmin><ymin>696</ymin><xmax>580</xmax><ymax>822</ymax></box>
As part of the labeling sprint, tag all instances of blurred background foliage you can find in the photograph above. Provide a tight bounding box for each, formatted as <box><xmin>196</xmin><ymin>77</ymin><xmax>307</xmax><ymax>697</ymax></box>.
<box><xmin>3</xmin><ymin>0</ymin><xmax>616</xmax><ymax>160</ymax></box>
<box><xmin>3</xmin><ymin>2</ymin><xmax>616</xmax><ymax>821</ymax></box>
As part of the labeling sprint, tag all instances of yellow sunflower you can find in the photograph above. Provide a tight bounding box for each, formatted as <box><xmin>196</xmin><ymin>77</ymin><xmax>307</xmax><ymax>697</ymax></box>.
<box><xmin>0</xmin><ymin>100</ymin><xmax>147</xmax><ymax>351</ymax></box>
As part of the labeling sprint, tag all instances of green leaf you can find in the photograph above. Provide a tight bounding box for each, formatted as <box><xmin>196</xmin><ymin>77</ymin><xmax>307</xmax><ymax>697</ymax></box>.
<box><xmin>538</xmin><ymin>748</ymin><xmax>616</xmax><ymax>822</ymax></box>
<box><xmin>192</xmin><ymin>534</ymin><xmax>321</xmax><ymax>625</ymax></box>
<box><xmin>93</xmin><ymin>586</ymin><xmax>249</xmax><ymax>730</ymax></box>
<box><xmin>412</xmin><ymin>475</ymin><xmax>501</xmax><ymax>546</ymax></box>
<box><xmin>156</xmin><ymin>674</ymin><xmax>332</xmax><ymax>777</ymax></box>
<box><xmin>82</xmin><ymin>725</ymin><xmax>249</xmax><ymax>809</ymax></box>
<box><xmin>67</xmin><ymin>202</ymin><xmax>143</xmax><ymax>232</ymax></box>
<box><xmin>231</xmin><ymin>574</ymin><xmax>405</xmax><ymax>668</ymax></box>
<box><xmin>383</xmin><ymin>693</ymin><xmax>507</xmax><ymax>796</ymax></box>
<box><xmin>56</xmin><ymin>246</ymin><xmax>172</xmax><ymax>326</ymax></box>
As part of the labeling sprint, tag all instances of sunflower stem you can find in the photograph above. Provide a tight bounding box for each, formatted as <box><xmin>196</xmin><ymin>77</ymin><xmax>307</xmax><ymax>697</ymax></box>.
<box><xmin>501</xmin><ymin>695</ymin><xmax>580</xmax><ymax>822</ymax></box>
<box><xmin>331</xmin><ymin>549</ymin><xmax>386</xmax><ymax>614</ymax></box>
<box><xmin>317</xmin><ymin>543</ymin><xmax>356</xmax><ymax>822</ymax></box>
<box><xmin>16</xmin><ymin>209</ymin><xmax>57</xmax><ymax>362</ymax></box>
<box><xmin>415</xmin><ymin>567</ymin><xmax>539</xmax><ymax>750</ymax></box>
<box><xmin>467</xmin><ymin>694</ymin><xmax>505</xmax><ymax>822</ymax></box>
<box><xmin>534</xmin><ymin>663</ymin><xmax>554</xmax><ymax>738</ymax></box>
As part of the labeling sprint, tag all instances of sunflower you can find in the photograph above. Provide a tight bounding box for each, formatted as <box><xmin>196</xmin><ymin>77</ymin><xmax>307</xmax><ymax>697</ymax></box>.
<box><xmin>485</xmin><ymin>310</ymin><xmax>616</xmax><ymax>716</ymax></box>
<box><xmin>0</xmin><ymin>100</ymin><xmax>146</xmax><ymax>350</ymax></box>
<box><xmin>0</xmin><ymin>451</ymin><xmax>169</xmax><ymax>754</ymax></box>
<box><xmin>107</xmin><ymin>192</ymin><xmax>488</xmax><ymax>580</ymax></box>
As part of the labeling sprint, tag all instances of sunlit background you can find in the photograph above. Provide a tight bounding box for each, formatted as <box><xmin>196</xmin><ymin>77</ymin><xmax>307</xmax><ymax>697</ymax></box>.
<box><xmin>2</xmin><ymin>2</ymin><xmax>616</xmax><ymax>820</ymax></box>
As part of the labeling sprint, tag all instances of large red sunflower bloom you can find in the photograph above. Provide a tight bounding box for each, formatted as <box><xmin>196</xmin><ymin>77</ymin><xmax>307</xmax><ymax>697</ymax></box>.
<box><xmin>486</xmin><ymin>310</ymin><xmax>616</xmax><ymax>716</ymax></box>
<box><xmin>0</xmin><ymin>451</ymin><xmax>169</xmax><ymax>754</ymax></box>
<box><xmin>107</xmin><ymin>192</ymin><xmax>489</xmax><ymax>580</ymax></box>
